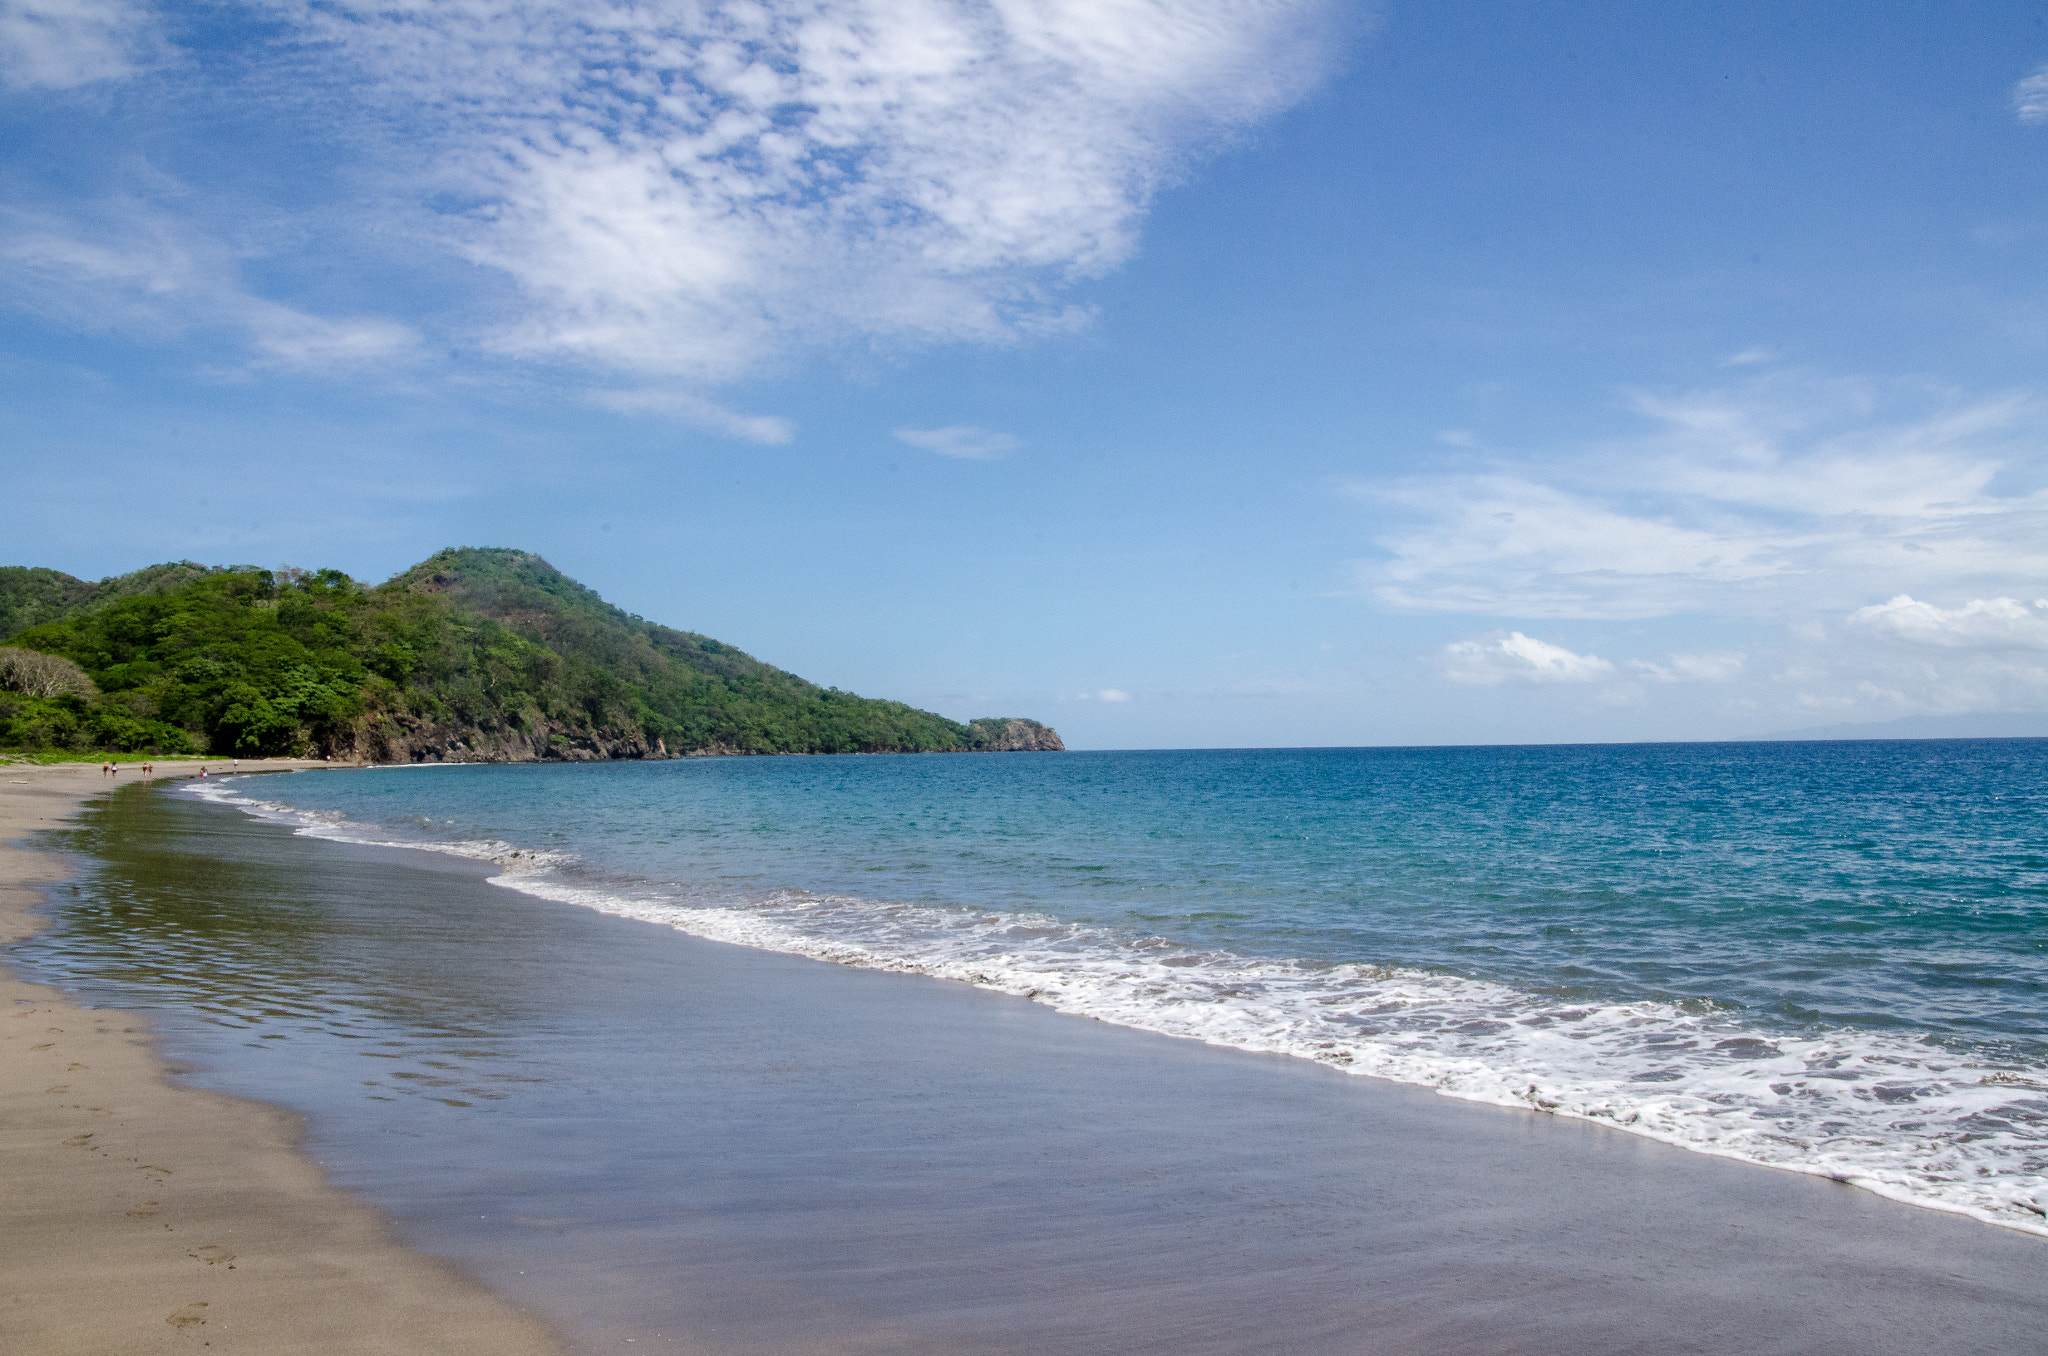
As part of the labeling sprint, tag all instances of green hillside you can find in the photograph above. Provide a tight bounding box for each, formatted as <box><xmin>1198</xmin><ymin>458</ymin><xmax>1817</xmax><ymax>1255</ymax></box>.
<box><xmin>0</xmin><ymin>561</ymin><xmax>216</xmax><ymax>639</ymax></box>
<box><xmin>0</xmin><ymin>550</ymin><xmax>1062</xmax><ymax>760</ymax></box>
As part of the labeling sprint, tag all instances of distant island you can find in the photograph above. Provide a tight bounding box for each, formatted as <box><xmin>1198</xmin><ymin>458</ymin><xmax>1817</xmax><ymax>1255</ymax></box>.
<box><xmin>0</xmin><ymin>548</ymin><xmax>1063</xmax><ymax>761</ymax></box>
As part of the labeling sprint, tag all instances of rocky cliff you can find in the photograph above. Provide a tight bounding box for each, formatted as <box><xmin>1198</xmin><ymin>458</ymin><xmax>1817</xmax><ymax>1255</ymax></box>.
<box><xmin>964</xmin><ymin>718</ymin><xmax>1066</xmax><ymax>752</ymax></box>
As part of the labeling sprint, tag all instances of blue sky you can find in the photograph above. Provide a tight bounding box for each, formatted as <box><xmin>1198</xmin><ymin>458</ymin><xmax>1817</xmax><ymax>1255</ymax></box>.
<box><xmin>5</xmin><ymin>1</ymin><xmax>2048</xmax><ymax>748</ymax></box>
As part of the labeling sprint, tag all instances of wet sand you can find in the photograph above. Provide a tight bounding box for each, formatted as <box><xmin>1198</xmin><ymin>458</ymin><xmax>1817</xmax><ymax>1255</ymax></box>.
<box><xmin>21</xmin><ymin>780</ymin><xmax>2048</xmax><ymax>1355</ymax></box>
<box><xmin>0</xmin><ymin>762</ymin><xmax>567</xmax><ymax>1355</ymax></box>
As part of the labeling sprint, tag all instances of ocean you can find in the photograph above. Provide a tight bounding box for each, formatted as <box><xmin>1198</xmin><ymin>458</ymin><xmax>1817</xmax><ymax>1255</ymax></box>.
<box><xmin>58</xmin><ymin>738</ymin><xmax>2048</xmax><ymax>1238</ymax></box>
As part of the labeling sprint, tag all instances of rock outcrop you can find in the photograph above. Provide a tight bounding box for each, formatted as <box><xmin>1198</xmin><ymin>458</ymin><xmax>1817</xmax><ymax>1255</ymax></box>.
<box><xmin>319</xmin><ymin>712</ymin><xmax>669</xmax><ymax>765</ymax></box>
<box><xmin>322</xmin><ymin>712</ymin><xmax>1064</xmax><ymax>762</ymax></box>
<box><xmin>964</xmin><ymin>718</ymin><xmax>1065</xmax><ymax>752</ymax></box>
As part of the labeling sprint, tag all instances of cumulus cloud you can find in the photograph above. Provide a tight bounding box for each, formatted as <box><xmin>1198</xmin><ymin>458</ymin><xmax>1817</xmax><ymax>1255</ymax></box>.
<box><xmin>1439</xmin><ymin>636</ymin><xmax>1744</xmax><ymax>690</ymax></box>
<box><xmin>893</xmin><ymin>425</ymin><xmax>1020</xmax><ymax>460</ymax></box>
<box><xmin>232</xmin><ymin>0</ymin><xmax>1343</xmax><ymax>383</ymax></box>
<box><xmin>2016</xmin><ymin>64</ymin><xmax>2048</xmax><ymax>123</ymax></box>
<box><xmin>1846</xmin><ymin>595</ymin><xmax>2048</xmax><ymax>650</ymax></box>
<box><xmin>1351</xmin><ymin>376</ymin><xmax>2048</xmax><ymax>620</ymax></box>
<box><xmin>1440</xmin><ymin>632</ymin><xmax>1614</xmax><ymax>685</ymax></box>
<box><xmin>1772</xmin><ymin>595</ymin><xmax>2048</xmax><ymax>719</ymax></box>
<box><xmin>0</xmin><ymin>0</ymin><xmax>165</xmax><ymax>90</ymax></box>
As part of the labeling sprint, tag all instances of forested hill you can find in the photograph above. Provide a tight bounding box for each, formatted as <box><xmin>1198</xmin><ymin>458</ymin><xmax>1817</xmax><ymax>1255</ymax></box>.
<box><xmin>0</xmin><ymin>549</ymin><xmax>1063</xmax><ymax>761</ymax></box>
<box><xmin>0</xmin><ymin>562</ymin><xmax>215</xmax><ymax>638</ymax></box>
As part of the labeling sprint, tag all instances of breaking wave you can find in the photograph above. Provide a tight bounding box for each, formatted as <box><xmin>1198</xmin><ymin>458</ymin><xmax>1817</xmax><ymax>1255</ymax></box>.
<box><xmin>191</xmin><ymin>776</ymin><xmax>2048</xmax><ymax>1237</ymax></box>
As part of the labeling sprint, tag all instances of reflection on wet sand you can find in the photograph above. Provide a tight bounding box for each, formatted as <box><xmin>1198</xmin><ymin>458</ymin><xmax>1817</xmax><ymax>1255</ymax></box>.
<box><xmin>28</xmin><ymin>784</ymin><xmax>544</xmax><ymax>1109</ymax></box>
<box><xmin>21</xmin><ymin>782</ymin><xmax>2048</xmax><ymax>1355</ymax></box>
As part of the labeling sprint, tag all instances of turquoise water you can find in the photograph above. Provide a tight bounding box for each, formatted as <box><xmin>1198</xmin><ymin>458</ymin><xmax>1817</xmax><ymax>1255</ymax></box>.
<box><xmin>194</xmin><ymin>741</ymin><xmax>2048</xmax><ymax>1232</ymax></box>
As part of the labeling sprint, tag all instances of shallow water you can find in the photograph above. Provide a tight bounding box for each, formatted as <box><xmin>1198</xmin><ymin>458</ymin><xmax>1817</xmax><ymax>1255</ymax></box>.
<box><xmin>17</xmin><ymin>784</ymin><xmax>2048</xmax><ymax>1354</ymax></box>
<box><xmin>160</xmin><ymin>742</ymin><xmax>2048</xmax><ymax>1233</ymax></box>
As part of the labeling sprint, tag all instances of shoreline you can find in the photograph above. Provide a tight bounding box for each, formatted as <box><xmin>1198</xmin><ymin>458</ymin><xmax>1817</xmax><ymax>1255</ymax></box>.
<box><xmin>33</xmin><ymin>772</ymin><xmax>2048</xmax><ymax>1353</ymax></box>
<box><xmin>11</xmin><ymin>760</ymin><xmax>2048</xmax><ymax>1351</ymax></box>
<box><xmin>0</xmin><ymin>760</ymin><xmax>569</xmax><ymax>1354</ymax></box>
<box><xmin>200</xmin><ymin>752</ymin><xmax>2048</xmax><ymax>1240</ymax></box>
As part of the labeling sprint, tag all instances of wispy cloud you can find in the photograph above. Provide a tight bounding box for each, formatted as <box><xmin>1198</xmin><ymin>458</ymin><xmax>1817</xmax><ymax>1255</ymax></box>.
<box><xmin>1350</xmin><ymin>375</ymin><xmax>2048</xmax><ymax>620</ymax></box>
<box><xmin>2015</xmin><ymin>63</ymin><xmax>2048</xmax><ymax>123</ymax></box>
<box><xmin>0</xmin><ymin>202</ymin><xmax>418</xmax><ymax>370</ymax></box>
<box><xmin>893</xmin><ymin>425</ymin><xmax>1020</xmax><ymax>460</ymax></box>
<box><xmin>1076</xmin><ymin>688</ymin><xmax>1131</xmax><ymax>702</ymax></box>
<box><xmin>0</xmin><ymin>0</ymin><xmax>165</xmax><ymax>90</ymax></box>
<box><xmin>228</xmin><ymin>0</ymin><xmax>1346</xmax><ymax>385</ymax></box>
<box><xmin>589</xmin><ymin>389</ymin><xmax>796</xmax><ymax>445</ymax></box>
<box><xmin>1627</xmin><ymin>651</ymin><xmax>1745</xmax><ymax>683</ymax></box>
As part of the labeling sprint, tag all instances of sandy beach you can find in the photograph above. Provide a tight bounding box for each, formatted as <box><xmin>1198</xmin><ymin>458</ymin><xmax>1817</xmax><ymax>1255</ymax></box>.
<box><xmin>19</xmin><ymin>769</ymin><xmax>2041</xmax><ymax>1355</ymax></box>
<box><xmin>9</xmin><ymin>760</ymin><xmax>2048</xmax><ymax>1353</ymax></box>
<box><xmin>0</xmin><ymin>761</ymin><xmax>566</xmax><ymax>1355</ymax></box>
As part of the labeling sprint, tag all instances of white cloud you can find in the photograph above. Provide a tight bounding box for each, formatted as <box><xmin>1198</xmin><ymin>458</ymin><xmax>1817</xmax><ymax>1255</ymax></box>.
<box><xmin>0</xmin><ymin>0</ymin><xmax>164</xmax><ymax>90</ymax></box>
<box><xmin>244</xmin><ymin>0</ymin><xmax>1344</xmax><ymax>382</ymax></box>
<box><xmin>1367</xmin><ymin>473</ymin><xmax>1787</xmax><ymax>618</ymax></box>
<box><xmin>2016</xmin><ymin>64</ymin><xmax>2048</xmax><ymax>123</ymax></box>
<box><xmin>589</xmin><ymin>390</ymin><xmax>796</xmax><ymax>444</ymax></box>
<box><xmin>1437</xmin><ymin>635</ymin><xmax>1742</xmax><ymax>693</ymax></box>
<box><xmin>1076</xmin><ymin>688</ymin><xmax>1131</xmax><ymax>701</ymax></box>
<box><xmin>238</xmin><ymin>303</ymin><xmax>417</xmax><ymax>371</ymax></box>
<box><xmin>0</xmin><ymin>203</ymin><xmax>418</xmax><ymax>370</ymax></box>
<box><xmin>1627</xmin><ymin>651</ymin><xmax>1745</xmax><ymax>683</ymax></box>
<box><xmin>1777</xmin><ymin>596</ymin><xmax>2048</xmax><ymax>719</ymax></box>
<box><xmin>893</xmin><ymin>425</ymin><xmax>1020</xmax><ymax>460</ymax></box>
<box><xmin>1846</xmin><ymin>595</ymin><xmax>2048</xmax><ymax>650</ymax></box>
<box><xmin>1441</xmin><ymin>632</ymin><xmax>1614</xmax><ymax>685</ymax></box>
<box><xmin>1351</xmin><ymin>376</ymin><xmax>2048</xmax><ymax>620</ymax></box>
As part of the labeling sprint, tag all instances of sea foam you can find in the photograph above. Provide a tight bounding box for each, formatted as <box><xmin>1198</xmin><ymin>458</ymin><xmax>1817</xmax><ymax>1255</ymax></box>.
<box><xmin>191</xmin><ymin>776</ymin><xmax>2048</xmax><ymax>1237</ymax></box>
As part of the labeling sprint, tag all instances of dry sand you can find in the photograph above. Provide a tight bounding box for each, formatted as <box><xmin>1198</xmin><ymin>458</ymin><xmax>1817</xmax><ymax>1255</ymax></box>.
<box><xmin>0</xmin><ymin>760</ymin><xmax>569</xmax><ymax>1355</ymax></box>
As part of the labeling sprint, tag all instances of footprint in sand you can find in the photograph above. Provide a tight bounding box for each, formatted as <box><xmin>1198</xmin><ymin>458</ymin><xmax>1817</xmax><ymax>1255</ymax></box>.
<box><xmin>44</xmin><ymin>1085</ymin><xmax>68</xmax><ymax>1094</ymax></box>
<box><xmin>62</xmin><ymin>1133</ymin><xmax>93</xmax><ymax>1147</ymax></box>
<box><xmin>190</xmin><ymin>1245</ymin><xmax>235</xmax><ymax>1266</ymax></box>
<box><xmin>165</xmin><ymin>1302</ymin><xmax>208</xmax><ymax>1328</ymax></box>
<box><xmin>128</xmin><ymin>1201</ymin><xmax>158</xmax><ymax>1219</ymax></box>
